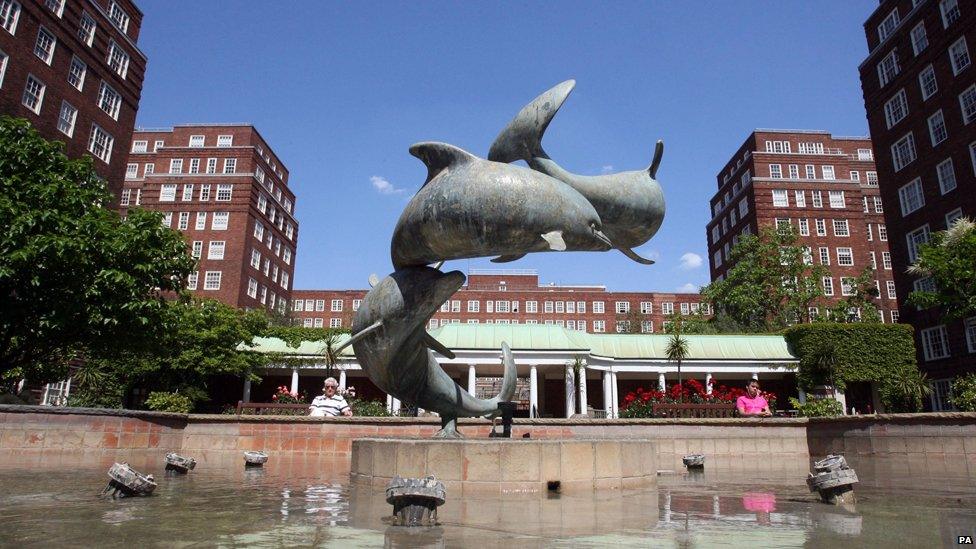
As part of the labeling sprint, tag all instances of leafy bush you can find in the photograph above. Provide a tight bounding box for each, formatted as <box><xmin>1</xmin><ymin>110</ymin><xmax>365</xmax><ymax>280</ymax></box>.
<box><xmin>349</xmin><ymin>398</ymin><xmax>392</xmax><ymax>417</ymax></box>
<box><xmin>145</xmin><ymin>391</ymin><xmax>193</xmax><ymax>413</ymax></box>
<box><xmin>788</xmin><ymin>396</ymin><xmax>843</xmax><ymax>417</ymax></box>
<box><xmin>952</xmin><ymin>374</ymin><xmax>976</xmax><ymax>412</ymax></box>
<box><xmin>784</xmin><ymin>323</ymin><xmax>921</xmax><ymax>411</ymax></box>
<box><xmin>267</xmin><ymin>385</ymin><xmax>308</xmax><ymax>416</ymax></box>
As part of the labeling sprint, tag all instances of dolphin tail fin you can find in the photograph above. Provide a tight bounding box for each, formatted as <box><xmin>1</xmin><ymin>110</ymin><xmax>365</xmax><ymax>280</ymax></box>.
<box><xmin>491</xmin><ymin>253</ymin><xmax>526</xmax><ymax>263</ymax></box>
<box><xmin>648</xmin><ymin>140</ymin><xmax>664</xmax><ymax>179</ymax></box>
<box><xmin>618</xmin><ymin>246</ymin><xmax>656</xmax><ymax>265</ymax></box>
<box><xmin>488</xmin><ymin>79</ymin><xmax>576</xmax><ymax>164</ymax></box>
<box><xmin>436</xmin><ymin>342</ymin><xmax>517</xmax><ymax>418</ymax></box>
<box><xmin>409</xmin><ymin>142</ymin><xmax>477</xmax><ymax>188</ymax></box>
<box><xmin>492</xmin><ymin>342</ymin><xmax>518</xmax><ymax>405</ymax></box>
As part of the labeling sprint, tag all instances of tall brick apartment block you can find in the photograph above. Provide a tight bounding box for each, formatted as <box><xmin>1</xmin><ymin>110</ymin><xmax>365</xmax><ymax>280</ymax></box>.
<box><xmin>121</xmin><ymin>125</ymin><xmax>298</xmax><ymax>312</ymax></box>
<box><xmin>291</xmin><ymin>270</ymin><xmax>706</xmax><ymax>334</ymax></box>
<box><xmin>706</xmin><ymin>130</ymin><xmax>899</xmax><ymax>322</ymax></box>
<box><xmin>858</xmin><ymin>0</ymin><xmax>976</xmax><ymax>407</ymax></box>
<box><xmin>0</xmin><ymin>0</ymin><xmax>145</xmax><ymax>198</ymax></box>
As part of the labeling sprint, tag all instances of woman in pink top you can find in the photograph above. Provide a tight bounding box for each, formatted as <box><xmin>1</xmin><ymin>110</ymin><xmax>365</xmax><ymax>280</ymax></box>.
<box><xmin>736</xmin><ymin>380</ymin><xmax>772</xmax><ymax>417</ymax></box>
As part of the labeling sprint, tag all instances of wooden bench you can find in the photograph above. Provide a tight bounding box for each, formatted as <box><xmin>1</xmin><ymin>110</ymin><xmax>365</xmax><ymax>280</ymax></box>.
<box><xmin>236</xmin><ymin>401</ymin><xmax>310</xmax><ymax>416</ymax></box>
<box><xmin>651</xmin><ymin>403</ymin><xmax>738</xmax><ymax>418</ymax></box>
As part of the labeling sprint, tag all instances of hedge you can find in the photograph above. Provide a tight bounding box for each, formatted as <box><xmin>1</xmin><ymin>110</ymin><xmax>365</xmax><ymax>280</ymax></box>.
<box><xmin>783</xmin><ymin>323</ymin><xmax>918</xmax><ymax>410</ymax></box>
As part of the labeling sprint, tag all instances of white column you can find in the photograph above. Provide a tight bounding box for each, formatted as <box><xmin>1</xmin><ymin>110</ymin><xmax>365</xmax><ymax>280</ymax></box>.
<box><xmin>658</xmin><ymin>372</ymin><xmax>666</xmax><ymax>391</ymax></box>
<box><xmin>386</xmin><ymin>394</ymin><xmax>393</xmax><ymax>413</ymax></box>
<box><xmin>243</xmin><ymin>379</ymin><xmax>252</xmax><ymax>403</ymax></box>
<box><xmin>798</xmin><ymin>390</ymin><xmax>807</xmax><ymax>404</ymax></box>
<box><xmin>392</xmin><ymin>398</ymin><xmax>401</xmax><ymax>415</ymax></box>
<box><xmin>610</xmin><ymin>371</ymin><xmax>619</xmax><ymax>418</ymax></box>
<box><xmin>338</xmin><ymin>370</ymin><xmax>347</xmax><ymax>390</ymax></box>
<box><xmin>577</xmin><ymin>362</ymin><xmax>588</xmax><ymax>415</ymax></box>
<box><xmin>603</xmin><ymin>372</ymin><xmax>613</xmax><ymax>417</ymax></box>
<box><xmin>565</xmin><ymin>364</ymin><xmax>576</xmax><ymax>418</ymax></box>
<box><xmin>529</xmin><ymin>365</ymin><xmax>539</xmax><ymax>419</ymax></box>
<box><xmin>705</xmin><ymin>373</ymin><xmax>713</xmax><ymax>395</ymax></box>
<box><xmin>290</xmin><ymin>368</ymin><xmax>299</xmax><ymax>394</ymax></box>
<box><xmin>467</xmin><ymin>364</ymin><xmax>477</xmax><ymax>396</ymax></box>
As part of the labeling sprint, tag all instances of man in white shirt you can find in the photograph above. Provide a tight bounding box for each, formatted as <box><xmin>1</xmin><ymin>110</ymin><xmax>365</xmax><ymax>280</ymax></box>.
<box><xmin>309</xmin><ymin>377</ymin><xmax>353</xmax><ymax>417</ymax></box>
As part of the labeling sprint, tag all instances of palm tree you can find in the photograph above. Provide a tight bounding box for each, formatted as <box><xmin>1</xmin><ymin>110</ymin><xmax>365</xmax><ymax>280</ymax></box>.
<box><xmin>811</xmin><ymin>342</ymin><xmax>840</xmax><ymax>395</ymax></box>
<box><xmin>666</xmin><ymin>331</ymin><xmax>689</xmax><ymax>403</ymax></box>
<box><xmin>889</xmin><ymin>367</ymin><xmax>932</xmax><ymax>412</ymax></box>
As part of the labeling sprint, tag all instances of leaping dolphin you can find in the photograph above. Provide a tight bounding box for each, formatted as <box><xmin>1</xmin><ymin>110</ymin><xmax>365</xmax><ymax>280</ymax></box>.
<box><xmin>488</xmin><ymin>79</ymin><xmax>665</xmax><ymax>265</ymax></box>
<box><xmin>391</xmin><ymin>142</ymin><xmax>622</xmax><ymax>269</ymax></box>
<box><xmin>338</xmin><ymin>267</ymin><xmax>516</xmax><ymax>438</ymax></box>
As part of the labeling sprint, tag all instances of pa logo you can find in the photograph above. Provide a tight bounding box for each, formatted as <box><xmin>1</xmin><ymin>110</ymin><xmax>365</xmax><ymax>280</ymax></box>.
<box><xmin>958</xmin><ymin>535</ymin><xmax>974</xmax><ymax>544</ymax></box>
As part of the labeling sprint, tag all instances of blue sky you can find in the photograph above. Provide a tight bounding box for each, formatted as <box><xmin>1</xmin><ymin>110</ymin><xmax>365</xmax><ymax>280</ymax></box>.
<box><xmin>134</xmin><ymin>0</ymin><xmax>878</xmax><ymax>293</ymax></box>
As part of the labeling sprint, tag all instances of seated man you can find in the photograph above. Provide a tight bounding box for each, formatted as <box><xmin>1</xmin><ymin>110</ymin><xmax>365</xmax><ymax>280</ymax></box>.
<box><xmin>309</xmin><ymin>377</ymin><xmax>353</xmax><ymax>417</ymax></box>
<box><xmin>736</xmin><ymin>379</ymin><xmax>772</xmax><ymax>417</ymax></box>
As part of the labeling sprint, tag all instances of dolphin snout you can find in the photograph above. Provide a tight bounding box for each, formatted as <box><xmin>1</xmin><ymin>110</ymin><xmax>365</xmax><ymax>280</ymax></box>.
<box><xmin>590</xmin><ymin>223</ymin><xmax>613</xmax><ymax>248</ymax></box>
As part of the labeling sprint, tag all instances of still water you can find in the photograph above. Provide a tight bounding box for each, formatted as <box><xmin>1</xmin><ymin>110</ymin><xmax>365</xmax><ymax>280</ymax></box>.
<box><xmin>0</xmin><ymin>450</ymin><xmax>973</xmax><ymax>547</ymax></box>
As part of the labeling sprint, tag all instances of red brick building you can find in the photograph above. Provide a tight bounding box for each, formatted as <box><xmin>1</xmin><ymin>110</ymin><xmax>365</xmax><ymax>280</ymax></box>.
<box><xmin>706</xmin><ymin>130</ymin><xmax>899</xmax><ymax>322</ymax></box>
<box><xmin>291</xmin><ymin>270</ymin><xmax>707</xmax><ymax>334</ymax></box>
<box><xmin>121</xmin><ymin>124</ymin><xmax>298</xmax><ymax>312</ymax></box>
<box><xmin>0</xmin><ymin>0</ymin><xmax>145</xmax><ymax>198</ymax></box>
<box><xmin>858</xmin><ymin>0</ymin><xmax>976</xmax><ymax>406</ymax></box>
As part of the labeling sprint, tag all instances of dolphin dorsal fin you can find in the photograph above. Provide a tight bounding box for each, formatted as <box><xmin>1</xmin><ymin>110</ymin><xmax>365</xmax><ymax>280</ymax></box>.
<box><xmin>408</xmin><ymin>142</ymin><xmax>476</xmax><ymax>187</ymax></box>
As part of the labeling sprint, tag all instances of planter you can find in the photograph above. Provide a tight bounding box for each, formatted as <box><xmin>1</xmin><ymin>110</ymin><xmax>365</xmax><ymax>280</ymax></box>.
<box><xmin>386</xmin><ymin>475</ymin><xmax>446</xmax><ymax>527</ymax></box>
<box><xmin>102</xmin><ymin>462</ymin><xmax>156</xmax><ymax>498</ymax></box>
<box><xmin>164</xmin><ymin>452</ymin><xmax>196</xmax><ymax>474</ymax></box>
<box><xmin>682</xmin><ymin>454</ymin><xmax>705</xmax><ymax>469</ymax></box>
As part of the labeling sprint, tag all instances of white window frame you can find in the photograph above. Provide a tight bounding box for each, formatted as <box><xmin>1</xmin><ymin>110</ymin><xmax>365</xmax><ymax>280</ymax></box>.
<box><xmin>97</xmin><ymin>81</ymin><xmax>121</xmax><ymax>120</ymax></box>
<box><xmin>822</xmin><ymin>166</ymin><xmax>835</xmax><ymax>180</ymax></box>
<box><xmin>921</xmin><ymin>325</ymin><xmax>950</xmax><ymax>361</ymax></box>
<box><xmin>884</xmin><ymin>89</ymin><xmax>908</xmax><ymax>128</ymax></box>
<box><xmin>87</xmin><ymin>124</ymin><xmax>113</xmax><ymax>163</ymax></box>
<box><xmin>898</xmin><ymin>178</ymin><xmax>925</xmax><ymax>216</ymax></box>
<box><xmin>78</xmin><ymin>11</ymin><xmax>95</xmax><ymax>46</ymax></box>
<box><xmin>33</xmin><ymin>26</ymin><xmax>56</xmax><ymax>65</ymax></box>
<box><xmin>108</xmin><ymin>1</ymin><xmax>129</xmax><ymax>33</ymax></box>
<box><xmin>877</xmin><ymin>8</ymin><xmax>899</xmax><ymax>43</ymax></box>
<box><xmin>877</xmin><ymin>50</ymin><xmax>899</xmax><ymax>87</ymax></box>
<box><xmin>828</xmin><ymin>191</ymin><xmax>845</xmax><ymax>209</ymax></box>
<box><xmin>57</xmin><ymin>100</ymin><xmax>77</xmax><ymax>137</ymax></box>
<box><xmin>223</xmin><ymin>158</ymin><xmax>237</xmax><ymax>174</ymax></box>
<box><xmin>833</xmin><ymin>219</ymin><xmax>850</xmax><ymax>237</ymax></box>
<box><xmin>949</xmin><ymin>37</ymin><xmax>970</xmax><ymax>76</ymax></box>
<box><xmin>891</xmin><ymin>133</ymin><xmax>917</xmax><ymax>172</ymax></box>
<box><xmin>836</xmin><ymin>247</ymin><xmax>854</xmax><ymax>266</ymax></box>
<box><xmin>919</xmin><ymin>65</ymin><xmax>937</xmax><ymax>100</ymax></box>
<box><xmin>107</xmin><ymin>40</ymin><xmax>129</xmax><ymax>79</ymax></box>
<box><xmin>928</xmin><ymin>110</ymin><xmax>947</xmax><ymax>146</ymax></box>
<box><xmin>960</xmin><ymin>84</ymin><xmax>976</xmax><ymax>125</ymax></box>
<box><xmin>910</xmin><ymin>21</ymin><xmax>928</xmax><ymax>55</ymax></box>
<box><xmin>819</xmin><ymin>247</ymin><xmax>830</xmax><ymax>265</ymax></box>
<box><xmin>906</xmin><ymin>224</ymin><xmax>931</xmax><ymax>263</ymax></box>
<box><xmin>216</xmin><ymin>184</ymin><xmax>233</xmax><ymax>201</ymax></box>
<box><xmin>67</xmin><ymin>55</ymin><xmax>86</xmax><ymax>91</ymax></box>
<box><xmin>1</xmin><ymin>1</ymin><xmax>20</xmax><ymax>36</ymax></box>
<box><xmin>941</xmin><ymin>0</ymin><xmax>961</xmax><ymax>28</ymax></box>
<box><xmin>772</xmin><ymin>189</ymin><xmax>788</xmax><ymax>207</ymax></box>
<box><xmin>21</xmin><ymin>74</ymin><xmax>45</xmax><ymax>114</ymax></box>
<box><xmin>211</xmin><ymin>212</ymin><xmax>229</xmax><ymax>230</ymax></box>
<box><xmin>195</xmin><ymin>212</ymin><xmax>206</xmax><ymax>230</ymax></box>
<box><xmin>217</xmin><ymin>135</ymin><xmax>233</xmax><ymax>147</ymax></box>
<box><xmin>203</xmin><ymin>271</ymin><xmax>221</xmax><ymax>291</ymax></box>
<box><xmin>965</xmin><ymin>317</ymin><xmax>976</xmax><ymax>353</ymax></box>
<box><xmin>208</xmin><ymin>241</ymin><xmax>225</xmax><ymax>260</ymax></box>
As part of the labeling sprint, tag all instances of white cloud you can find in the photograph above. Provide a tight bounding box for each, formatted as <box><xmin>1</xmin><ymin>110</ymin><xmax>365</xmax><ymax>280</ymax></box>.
<box><xmin>601</xmin><ymin>165</ymin><xmax>615</xmax><ymax>174</ymax></box>
<box><xmin>370</xmin><ymin>175</ymin><xmax>403</xmax><ymax>195</ymax></box>
<box><xmin>679</xmin><ymin>252</ymin><xmax>703</xmax><ymax>270</ymax></box>
<box><xmin>677</xmin><ymin>283</ymin><xmax>698</xmax><ymax>293</ymax></box>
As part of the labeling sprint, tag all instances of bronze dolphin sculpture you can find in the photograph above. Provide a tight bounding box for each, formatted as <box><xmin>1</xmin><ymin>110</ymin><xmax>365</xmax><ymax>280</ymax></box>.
<box><xmin>391</xmin><ymin>142</ymin><xmax>621</xmax><ymax>268</ymax></box>
<box><xmin>488</xmin><ymin>79</ymin><xmax>665</xmax><ymax>265</ymax></box>
<box><xmin>338</xmin><ymin>267</ymin><xmax>516</xmax><ymax>437</ymax></box>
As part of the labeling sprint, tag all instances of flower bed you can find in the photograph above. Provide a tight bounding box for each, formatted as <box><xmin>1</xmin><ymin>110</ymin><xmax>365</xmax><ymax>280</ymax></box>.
<box><xmin>620</xmin><ymin>379</ymin><xmax>777</xmax><ymax>418</ymax></box>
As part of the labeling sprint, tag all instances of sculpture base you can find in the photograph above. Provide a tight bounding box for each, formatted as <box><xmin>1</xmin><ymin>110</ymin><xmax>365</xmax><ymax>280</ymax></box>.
<box><xmin>351</xmin><ymin>438</ymin><xmax>657</xmax><ymax>495</ymax></box>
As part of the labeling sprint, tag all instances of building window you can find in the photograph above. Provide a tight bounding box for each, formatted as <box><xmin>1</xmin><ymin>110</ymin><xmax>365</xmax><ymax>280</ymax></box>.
<box><xmin>799</xmin><ymin>218</ymin><xmax>810</xmax><ymax>236</ymax></box>
<box><xmin>329</xmin><ymin>318</ymin><xmax>341</xmax><ymax>328</ymax></box>
<box><xmin>217</xmin><ymin>135</ymin><xmax>233</xmax><ymax>147</ymax></box>
<box><xmin>87</xmin><ymin>125</ymin><xmax>113</xmax><ymax>163</ymax></box>
<box><xmin>67</xmin><ymin>56</ymin><xmax>87</xmax><ymax>91</ymax></box>
<box><xmin>203</xmin><ymin>271</ymin><xmax>221</xmax><ymax>291</ymax></box>
<box><xmin>661</xmin><ymin>302</ymin><xmax>674</xmax><ymax>315</ymax></box>
<box><xmin>593</xmin><ymin>301</ymin><xmax>605</xmax><ymax>314</ymax></box>
<box><xmin>921</xmin><ymin>325</ymin><xmax>950</xmax><ymax>361</ymax></box>
<box><xmin>965</xmin><ymin>317</ymin><xmax>976</xmax><ymax>353</ymax></box>
<box><xmin>822</xmin><ymin>277</ymin><xmax>834</xmax><ymax>296</ymax></box>
<box><xmin>34</xmin><ymin>27</ymin><xmax>55</xmax><ymax>65</ymax></box>
<box><xmin>190</xmin><ymin>241</ymin><xmax>202</xmax><ymax>259</ymax></box>
<box><xmin>525</xmin><ymin>301</ymin><xmax>537</xmax><ymax>313</ymax></box>
<box><xmin>57</xmin><ymin>101</ymin><xmax>77</xmax><ymax>137</ymax></box>
<box><xmin>107</xmin><ymin>40</ymin><xmax>129</xmax><ymax>79</ymax></box>
<box><xmin>769</xmin><ymin>164</ymin><xmax>782</xmax><ymax>178</ymax></box>
<box><xmin>819</xmin><ymin>247</ymin><xmax>830</xmax><ymax>265</ymax></box>
<box><xmin>168</xmin><ymin>159</ymin><xmax>183</xmax><ymax>174</ymax></box>
<box><xmin>794</xmin><ymin>191</ymin><xmax>805</xmax><ymax>208</ymax></box>
<box><xmin>250</xmin><ymin>249</ymin><xmax>261</xmax><ymax>269</ymax></box>
<box><xmin>0</xmin><ymin>1</ymin><xmax>19</xmax><ymax>35</ymax></box>
<box><xmin>776</xmin><ymin>218</ymin><xmax>791</xmax><ymax>235</ymax></box>
<box><xmin>738</xmin><ymin>198</ymin><xmax>748</xmax><ymax>218</ymax></box>
<box><xmin>928</xmin><ymin>110</ymin><xmax>948</xmax><ymax>146</ymax></box>
<box><xmin>223</xmin><ymin>158</ymin><xmax>236</xmax><ymax>174</ymax></box>
<box><xmin>949</xmin><ymin>37</ymin><xmax>970</xmax><ymax>75</ymax></box>
<box><xmin>874</xmin><ymin>197</ymin><xmax>883</xmax><ymax>213</ymax></box>
<box><xmin>253</xmin><ymin>222</ymin><xmax>264</xmax><ymax>240</ymax></box>
<box><xmin>836</xmin><ymin>247</ymin><xmax>854</xmax><ymax>266</ymax></box>
<box><xmin>186</xmin><ymin>272</ymin><xmax>198</xmax><ymax>291</ymax></box>
<box><xmin>840</xmin><ymin>277</ymin><xmax>856</xmax><ymax>296</ymax></box>
<box><xmin>959</xmin><ymin>85</ymin><xmax>976</xmax><ymax>126</ymax></box>
<box><xmin>772</xmin><ymin>189</ymin><xmax>788</xmax><ymax>207</ymax></box>
<box><xmin>331</xmin><ymin>299</ymin><xmax>343</xmax><ymax>312</ymax></box>
<box><xmin>21</xmin><ymin>75</ymin><xmax>45</xmax><ymax>114</ymax></box>
<box><xmin>918</xmin><ymin>65</ymin><xmax>938</xmax><ymax>101</ymax></box>
<box><xmin>877</xmin><ymin>50</ymin><xmax>899</xmax><ymax>87</ymax></box>
<box><xmin>195</xmin><ymin>212</ymin><xmax>206</xmax><ymax>230</ymax></box>
<box><xmin>816</xmin><ymin>219</ymin><xmax>826</xmax><ymax>237</ymax></box>
<box><xmin>898</xmin><ymin>178</ymin><xmax>925</xmax><ymax>216</ymax></box>
<box><xmin>866</xmin><ymin>172</ymin><xmax>878</xmax><ymax>186</ymax></box>
<box><xmin>293</xmin><ymin>299</ymin><xmax>304</xmax><ymax>312</ymax></box>
<box><xmin>592</xmin><ymin>320</ymin><xmax>605</xmax><ymax>333</ymax></box>
<box><xmin>78</xmin><ymin>11</ymin><xmax>95</xmax><ymax>45</ymax></box>
<box><xmin>97</xmin><ymin>81</ymin><xmax>121</xmax><ymax>120</ymax></box>
<box><xmin>882</xmin><ymin>252</ymin><xmax>892</xmax><ymax>269</ymax></box>
<box><xmin>216</xmin><ymin>184</ymin><xmax>233</xmax><ymax>201</ymax></box>
<box><xmin>205</xmin><ymin>158</ymin><xmax>217</xmax><ymax>173</ymax></box>
<box><xmin>910</xmin><ymin>22</ymin><xmax>928</xmax><ymax>55</ymax></box>
<box><xmin>833</xmin><ymin>219</ymin><xmax>849</xmax><ymax>237</ymax></box>
<box><xmin>615</xmin><ymin>301</ymin><xmax>630</xmax><ymax>314</ymax></box>
<box><xmin>822</xmin><ymin>166</ymin><xmax>835</xmax><ymax>180</ymax></box>
<box><xmin>120</xmin><ymin>189</ymin><xmax>131</xmax><ymax>206</ymax></box>
<box><xmin>941</xmin><ymin>0</ymin><xmax>961</xmax><ymax>27</ymax></box>
<box><xmin>131</xmin><ymin>141</ymin><xmax>148</xmax><ymax>154</ymax></box>
<box><xmin>176</xmin><ymin>211</ymin><xmax>188</xmax><ymax>230</ymax></box>
<box><xmin>788</xmin><ymin>164</ymin><xmax>799</xmax><ymax>179</ymax></box>
<box><xmin>887</xmin><ymin>280</ymin><xmax>897</xmax><ymax>299</ymax></box>
<box><xmin>811</xmin><ymin>191</ymin><xmax>823</xmax><ymax>208</ymax></box>
<box><xmin>828</xmin><ymin>191</ymin><xmax>845</xmax><ymax>209</ymax></box>
<box><xmin>906</xmin><ymin>225</ymin><xmax>931</xmax><ymax>263</ymax></box>
<box><xmin>159</xmin><ymin>184</ymin><xmax>176</xmax><ymax>202</ymax></box>
<box><xmin>313</xmin><ymin>318</ymin><xmax>323</xmax><ymax>328</ymax></box>
<box><xmin>283</xmin><ymin>248</ymin><xmax>292</xmax><ymax>265</ymax></box>
<box><xmin>640</xmin><ymin>301</ymin><xmax>652</xmax><ymax>314</ymax></box>
<box><xmin>195</xmin><ymin>184</ymin><xmax>209</xmax><ymax>201</ymax></box>
<box><xmin>798</xmin><ymin>142</ymin><xmax>824</xmax><ymax>154</ymax></box>
<box><xmin>877</xmin><ymin>8</ymin><xmax>899</xmax><ymax>42</ymax></box>
<box><xmin>208</xmin><ymin>241</ymin><xmax>225</xmax><ymax>260</ymax></box>
<box><xmin>108</xmin><ymin>1</ymin><xmax>129</xmax><ymax>32</ymax></box>
<box><xmin>891</xmin><ymin>133</ymin><xmax>916</xmax><ymax>172</ymax></box>
<box><xmin>947</xmin><ymin>208</ymin><xmax>963</xmax><ymax>228</ymax></box>
<box><xmin>879</xmin><ymin>224</ymin><xmax>888</xmax><ymax>241</ymax></box>
<box><xmin>883</xmin><ymin>89</ymin><xmax>908</xmax><ymax>128</ymax></box>
<box><xmin>185</xmin><ymin>135</ymin><xmax>203</xmax><ymax>148</ymax></box>
<box><xmin>211</xmin><ymin>212</ymin><xmax>229</xmax><ymax>230</ymax></box>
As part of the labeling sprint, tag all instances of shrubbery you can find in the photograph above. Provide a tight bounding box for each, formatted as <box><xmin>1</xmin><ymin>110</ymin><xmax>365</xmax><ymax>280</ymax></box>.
<box><xmin>952</xmin><ymin>374</ymin><xmax>976</xmax><ymax>412</ymax></box>
<box><xmin>788</xmin><ymin>396</ymin><xmax>843</xmax><ymax>417</ymax></box>
<box><xmin>619</xmin><ymin>379</ymin><xmax>777</xmax><ymax>418</ymax></box>
<box><xmin>784</xmin><ymin>323</ymin><xmax>923</xmax><ymax>412</ymax></box>
<box><xmin>145</xmin><ymin>391</ymin><xmax>193</xmax><ymax>414</ymax></box>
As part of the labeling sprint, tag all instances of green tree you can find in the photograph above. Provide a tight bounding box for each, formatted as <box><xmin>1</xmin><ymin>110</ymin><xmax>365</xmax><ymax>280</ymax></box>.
<box><xmin>701</xmin><ymin>227</ymin><xmax>827</xmax><ymax>332</ymax></box>
<box><xmin>907</xmin><ymin>217</ymin><xmax>976</xmax><ymax>321</ymax></box>
<box><xmin>617</xmin><ymin>307</ymin><xmax>647</xmax><ymax>334</ymax></box>
<box><xmin>73</xmin><ymin>299</ymin><xmax>272</xmax><ymax>409</ymax></box>
<box><xmin>663</xmin><ymin>311</ymin><xmax>714</xmax><ymax>334</ymax></box>
<box><xmin>0</xmin><ymin>117</ymin><xmax>194</xmax><ymax>384</ymax></box>
<box><xmin>824</xmin><ymin>267</ymin><xmax>882</xmax><ymax>323</ymax></box>
<box><xmin>665</xmin><ymin>318</ymin><xmax>690</xmax><ymax>402</ymax></box>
